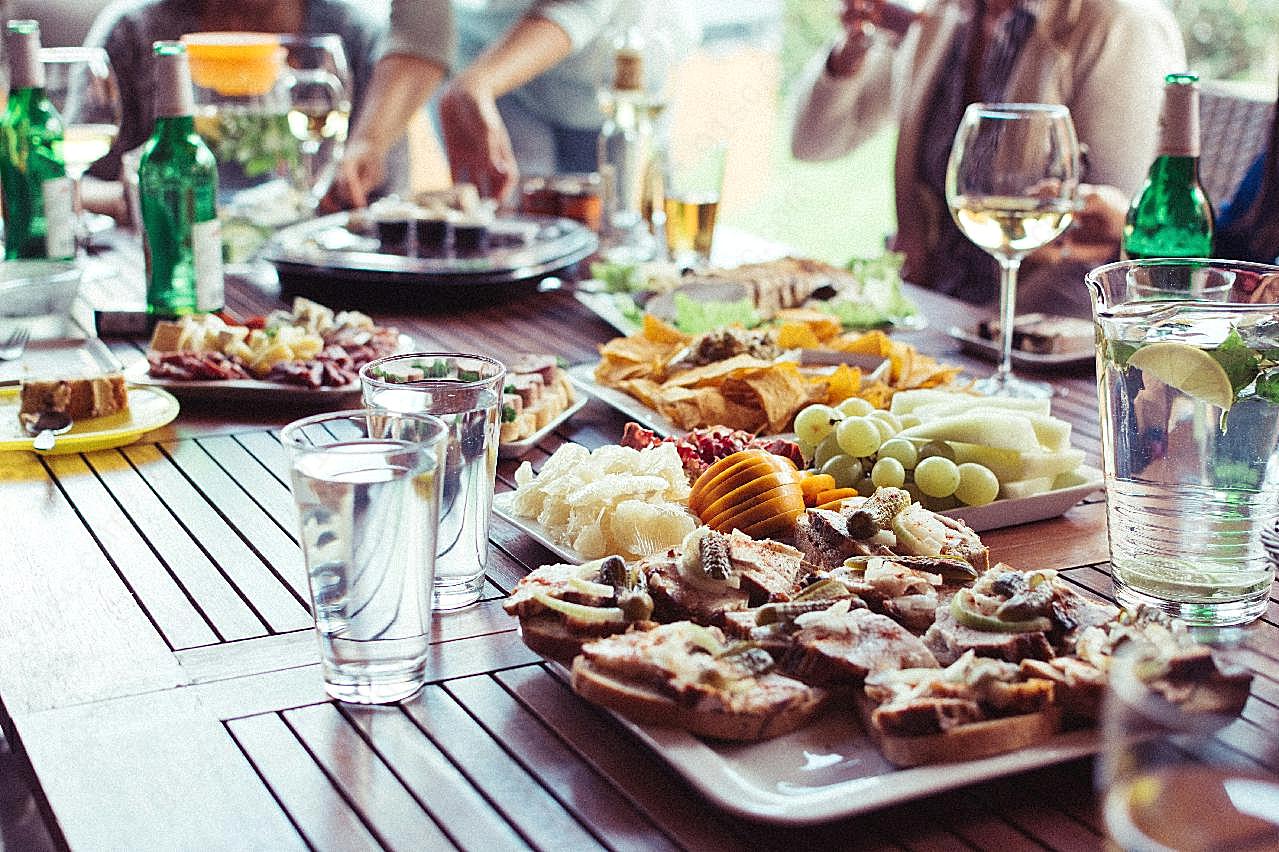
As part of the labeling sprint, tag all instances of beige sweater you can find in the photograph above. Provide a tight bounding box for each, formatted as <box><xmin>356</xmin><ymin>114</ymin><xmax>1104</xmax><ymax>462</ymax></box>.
<box><xmin>791</xmin><ymin>0</ymin><xmax>1186</xmax><ymax>292</ymax></box>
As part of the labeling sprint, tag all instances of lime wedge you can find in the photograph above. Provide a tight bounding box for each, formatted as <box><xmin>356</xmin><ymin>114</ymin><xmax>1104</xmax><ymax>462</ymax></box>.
<box><xmin>1127</xmin><ymin>342</ymin><xmax>1235</xmax><ymax>410</ymax></box>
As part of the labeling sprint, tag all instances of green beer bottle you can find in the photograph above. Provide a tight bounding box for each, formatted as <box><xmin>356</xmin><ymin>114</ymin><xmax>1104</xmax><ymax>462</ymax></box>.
<box><xmin>139</xmin><ymin>41</ymin><xmax>223</xmax><ymax>316</ymax></box>
<box><xmin>0</xmin><ymin>20</ymin><xmax>74</xmax><ymax>260</ymax></box>
<box><xmin>1122</xmin><ymin>73</ymin><xmax>1214</xmax><ymax>260</ymax></box>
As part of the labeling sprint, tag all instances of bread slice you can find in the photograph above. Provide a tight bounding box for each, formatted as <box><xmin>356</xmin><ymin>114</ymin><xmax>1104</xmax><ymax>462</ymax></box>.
<box><xmin>571</xmin><ymin>656</ymin><xmax>828</xmax><ymax>742</ymax></box>
<box><xmin>854</xmin><ymin>691</ymin><xmax>1061</xmax><ymax>767</ymax></box>
<box><xmin>20</xmin><ymin>373</ymin><xmax>129</xmax><ymax>420</ymax></box>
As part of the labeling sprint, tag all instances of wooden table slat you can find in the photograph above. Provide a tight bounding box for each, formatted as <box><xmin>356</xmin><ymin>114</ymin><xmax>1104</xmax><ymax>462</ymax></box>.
<box><xmin>443</xmin><ymin>673</ymin><xmax>681</xmax><ymax>852</ymax></box>
<box><xmin>43</xmin><ymin>453</ymin><xmax>217</xmax><ymax>649</ymax></box>
<box><xmin>341</xmin><ymin>704</ymin><xmax>529</xmax><ymax>852</ymax></box>
<box><xmin>122</xmin><ymin>443</ymin><xmax>313</xmax><ymax>633</ymax></box>
<box><xmin>401</xmin><ymin>684</ymin><xmax>606</xmax><ymax>851</ymax></box>
<box><xmin>228</xmin><ymin>712</ymin><xmax>381</xmax><ymax>852</ymax></box>
<box><xmin>83</xmin><ymin>448</ymin><xmax>268</xmax><ymax>641</ymax></box>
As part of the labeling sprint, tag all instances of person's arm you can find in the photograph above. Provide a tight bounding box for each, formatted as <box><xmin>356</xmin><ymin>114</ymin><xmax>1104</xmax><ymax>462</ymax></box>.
<box><xmin>437</xmin><ymin>14</ymin><xmax>574</xmax><ymax>200</ymax></box>
<box><xmin>790</xmin><ymin>0</ymin><xmax>912</xmax><ymax>162</ymax></box>
<box><xmin>323</xmin><ymin>0</ymin><xmax>452</xmax><ymax>210</ymax></box>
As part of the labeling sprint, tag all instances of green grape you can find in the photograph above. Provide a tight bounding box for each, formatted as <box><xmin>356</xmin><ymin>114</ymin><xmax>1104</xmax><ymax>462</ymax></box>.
<box><xmin>854</xmin><ymin>475</ymin><xmax>876</xmax><ymax>497</ymax></box>
<box><xmin>914</xmin><ymin>456</ymin><xmax>960</xmax><ymax>498</ymax></box>
<box><xmin>837</xmin><ymin>397</ymin><xmax>874</xmax><ymax>417</ymax></box>
<box><xmin>794</xmin><ymin>404</ymin><xmax>840</xmax><ymax>445</ymax></box>
<box><xmin>796</xmin><ymin>437</ymin><xmax>816</xmax><ymax>462</ymax></box>
<box><xmin>869</xmin><ymin>417</ymin><xmax>896</xmax><ymax>443</ymax></box>
<box><xmin>871</xmin><ymin>457</ymin><xmax>906</xmax><ymax>488</ymax></box>
<box><xmin>821</xmin><ymin>454</ymin><xmax>863</xmax><ymax>489</ymax></box>
<box><xmin>898</xmin><ymin>413</ymin><xmax>922</xmax><ymax>429</ymax></box>
<box><xmin>878</xmin><ymin>437</ymin><xmax>918</xmax><ymax>469</ymax></box>
<box><xmin>812</xmin><ymin>433</ymin><xmax>842</xmax><ymax>469</ymax></box>
<box><xmin>917</xmin><ymin>440</ymin><xmax>956</xmax><ymax>462</ymax></box>
<box><xmin>868</xmin><ymin>410</ymin><xmax>903</xmax><ymax>432</ymax></box>
<box><xmin>955</xmin><ymin>463</ymin><xmax>1000</xmax><ymax>506</ymax></box>
<box><xmin>835</xmin><ymin>416</ymin><xmax>881</xmax><ymax>457</ymax></box>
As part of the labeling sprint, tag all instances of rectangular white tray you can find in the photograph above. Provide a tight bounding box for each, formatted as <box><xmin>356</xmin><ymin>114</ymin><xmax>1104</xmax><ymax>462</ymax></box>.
<box><xmin>566</xmin><ymin>362</ymin><xmax>683</xmax><ymax>436</ymax></box>
<box><xmin>498</xmin><ymin>395</ymin><xmax>588</xmax><ymax>459</ymax></box>
<box><xmin>493</xmin><ymin>488</ymin><xmax>1104</xmax><ymax>824</ymax></box>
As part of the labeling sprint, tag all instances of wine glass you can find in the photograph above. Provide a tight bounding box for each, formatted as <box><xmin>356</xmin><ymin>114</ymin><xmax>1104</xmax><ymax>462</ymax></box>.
<box><xmin>280</xmin><ymin>34</ymin><xmax>351</xmax><ymax>209</ymax></box>
<box><xmin>946</xmin><ymin>103</ymin><xmax>1081</xmax><ymax>397</ymax></box>
<box><xmin>40</xmin><ymin>47</ymin><xmax>122</xmax><ymax>246</ymax></box>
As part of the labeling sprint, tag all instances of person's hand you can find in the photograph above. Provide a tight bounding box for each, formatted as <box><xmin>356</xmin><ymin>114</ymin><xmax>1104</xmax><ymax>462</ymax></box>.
<box><xmin>1026</xmin><ymin>183</ymin><xmax>1129</xmax><ymax>268</ymax></box>
<box><xmin>828</xmin><ymin>0</ymin><xmax>920</xmax><ymax>76</ymax></box>
<box><xmin>321</xmin><ymin>137</ymin><xmax>387</xmax><ymax>212</ymax></box>
<box><xmin>438</xmin><ymin>80</ymin><xmax>519</xmax><ymax>202</ymax></box>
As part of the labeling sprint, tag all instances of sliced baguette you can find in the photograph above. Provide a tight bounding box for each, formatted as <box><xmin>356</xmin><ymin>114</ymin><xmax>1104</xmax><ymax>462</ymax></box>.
<box><xmin>571</xmin><ymin>656</ymin><xmax>828</xmax><ymax>742</ymax></box>
<box><xmin>854</xmin><ymin>691</ymin><xmax>1062</xmax><ymax>767</ymax></box>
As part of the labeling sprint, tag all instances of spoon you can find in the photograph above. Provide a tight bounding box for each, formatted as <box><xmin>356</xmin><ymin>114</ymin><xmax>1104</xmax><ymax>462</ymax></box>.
<box><xmin>24</xmin><ymin>411</ymin><xmax>73</xmax><ymax>451</ymax></box>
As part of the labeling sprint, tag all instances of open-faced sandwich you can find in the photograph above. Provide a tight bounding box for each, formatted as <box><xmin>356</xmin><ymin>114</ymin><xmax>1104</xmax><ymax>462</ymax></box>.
<box><xmin>570</xmin><ymin>621</ymin><xmax>828</xmax><ymax>742</ymax></box>
<box><xmin>499</xmin><ymin>354</ymin><xmax>576</xmax><ymax>444</ymax></box>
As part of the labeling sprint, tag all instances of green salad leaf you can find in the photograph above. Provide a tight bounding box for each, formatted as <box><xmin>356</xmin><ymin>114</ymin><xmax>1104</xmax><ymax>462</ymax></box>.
<box><xmin>814</xmin><ymin>252</ymin><xmax>917</xmax><ymax>328</ymax></box>
<box><xmin>671</xmin><ymin>294</ymin><xmax>760</xmax><ymax>334</ymax></box>
<box><xmin>590</xmin><ymin>261</ymin><xmax>641</xmax><ymax>294</ymax></box>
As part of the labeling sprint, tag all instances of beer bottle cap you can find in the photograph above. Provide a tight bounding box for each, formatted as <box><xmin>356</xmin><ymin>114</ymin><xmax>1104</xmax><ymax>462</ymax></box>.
<box><xmin>1158</xmin><ymin>72</ymin><xmax>1200</xmax><ymax>159</ymax></box>
<box><xmin>5</xmin><ymin>20</ymin><xmax>44</xmax><ymax>90</ymax></box>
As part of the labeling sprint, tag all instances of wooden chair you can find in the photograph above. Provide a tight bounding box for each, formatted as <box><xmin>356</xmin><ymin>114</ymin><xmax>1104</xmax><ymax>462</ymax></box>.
<box><xmin>1198</xmin><ymin>82</ymin><xmax>1275</xmax><ymax>212</ymax></box>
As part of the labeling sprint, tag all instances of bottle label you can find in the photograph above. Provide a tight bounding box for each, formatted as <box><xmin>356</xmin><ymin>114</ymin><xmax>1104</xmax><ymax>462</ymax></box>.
<box><xmin>192</xmin><ymin>218</ymin><xmax>224</xmax><ymax>311</ymax></box>
<box><xmin>41</xmin><ymin>177</ymin><xmax>75</xmax><ymax>259</ymax></box>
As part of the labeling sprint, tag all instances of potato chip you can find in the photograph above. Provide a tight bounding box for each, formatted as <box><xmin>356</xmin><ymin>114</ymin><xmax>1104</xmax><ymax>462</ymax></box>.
<box><xmin>663</xmin><ymin>354</ymin><xmax>773</xmax><ymax>388</ymax></box>
<box><xmin>643</xmin><ymin>314</ymin><xmax>689</xmax><ymax>345</ymax></box>
<box><xmin>720</xmin><ymin>363</ymin><xmax>811</xmax><ymax>433</ymax></box>
<box><xmin>823</xmin><ymin>363</ymin><xmax>863</xmax><ymax>406</ymax></box>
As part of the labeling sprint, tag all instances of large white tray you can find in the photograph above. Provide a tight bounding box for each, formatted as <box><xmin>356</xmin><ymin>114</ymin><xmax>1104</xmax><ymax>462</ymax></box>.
<box><xmin>498</xmin><ymin>395</ymin><xmax>588</xmax><ymax>459</ymax></box>
<box><xmin>492</xmin><ymin>488</ymin><xmax>1105</xmax><ymax>824</ymax></box>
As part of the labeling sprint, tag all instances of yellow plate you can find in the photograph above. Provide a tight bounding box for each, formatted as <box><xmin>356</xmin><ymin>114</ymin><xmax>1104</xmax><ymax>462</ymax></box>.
<box><xmin>0</xmin><ymin>386</ymin><xmax>180</xmax><ymax>455</ymax></box>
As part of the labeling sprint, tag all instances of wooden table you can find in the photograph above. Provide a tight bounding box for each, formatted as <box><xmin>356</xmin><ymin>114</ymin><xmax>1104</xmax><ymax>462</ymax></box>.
<box><xmin>2</xmin><ymin>246</ymin><xmax>1277</xmax><ymax>851</ymax></box>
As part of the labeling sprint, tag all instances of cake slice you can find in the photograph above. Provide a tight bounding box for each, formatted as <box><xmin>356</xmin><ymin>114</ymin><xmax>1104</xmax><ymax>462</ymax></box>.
<box><xmin>20</xmin><ymin>373</ymin><xmax>129</xmax><ymax>420</ymax></box>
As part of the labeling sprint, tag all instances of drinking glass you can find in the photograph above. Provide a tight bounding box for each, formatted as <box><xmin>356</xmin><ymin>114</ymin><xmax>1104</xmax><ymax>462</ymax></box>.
<box><xmin>1087</xmin><ymin>258</ymin><xmax>1279</xmax><ymax>626</ymax></box>
<box><xmin>280</xmin><ymin>34</ymin><xmax>351</xmax><ymax>208</ymax></box>
<box><xmin>946</xmin><ymin>103</ymin><xmax>1081</xmax><ymax>397</ymax></box>
<box><xmin>360</xmin><ymin>353</ymin><xmax>506</xmax><ymax>611</ymax></box>
<box><xmin>1098</xmin><ymin>647</ymin><xmax>1276</xmax><ymax>850</ymax></box>
<box><xmin>282</xmin><ymin>409</ymin><xmax>447</xmax><ymax>705</ymax></box>
<box><xmin>40</xmin><ymin>46</ymin><xmax>121</xmax><ymax>246</ymax></box>
<box><xmin>663</xmin><ymin>142</ymin><xmax>726</xmax><ymax>267</ymax></box>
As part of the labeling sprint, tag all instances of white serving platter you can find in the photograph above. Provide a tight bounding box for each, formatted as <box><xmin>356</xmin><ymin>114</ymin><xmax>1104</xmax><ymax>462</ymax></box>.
<box><xmin>493</xmin><ymin>488</ymin><xmax>1106</xmax><ymax>824</ymax></box>
<box><xmin>498</xmin><ymin>394</ymin><xmax>588</xmax><ymax>459</ymax></box>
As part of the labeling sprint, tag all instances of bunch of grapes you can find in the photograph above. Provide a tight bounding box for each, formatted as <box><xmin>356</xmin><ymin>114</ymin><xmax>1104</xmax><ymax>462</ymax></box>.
<box><xmin>793</xmin><ymin>400</ymin><xmax>1000</xmax><ymax>509</ymax></box>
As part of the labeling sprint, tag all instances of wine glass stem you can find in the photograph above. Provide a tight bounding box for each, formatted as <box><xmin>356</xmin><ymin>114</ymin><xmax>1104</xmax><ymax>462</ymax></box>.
<box><xmin>996</xmin><ymin>255</ymin><xmax>1023</xmax><ymax>383</ymax></box>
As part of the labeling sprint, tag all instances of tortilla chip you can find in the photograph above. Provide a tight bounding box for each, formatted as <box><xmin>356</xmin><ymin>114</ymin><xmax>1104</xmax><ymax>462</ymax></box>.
<box><xmin>720</xmin><ymin>363</ymin><xmax>812</xmax><ymax>433</ymax></box>
<box><xmin>776</xmin><ymin>322</ymin><xmax>824</xmax><ymax>350</ymax></box>
<box><xmin>642</xmin><ymin>314</ymin><xmax>689</xmax><ymax>346</ymax></box>
<box><xmin>663</xmin><ymin>354</ymin><xmax>774</xmax><ymax>388</ymax></box>
<box><xmin>774</xmin><ymin>308</ymin><xmax>843</xmax><ymax>341</ymax></box>
<box><xmin>823</xmin><ymin>363</ymin><xmax>862</xmax><ymax>406</ymax></box>
<box><xmin>614</xmin><ymin>378</ymin><xmax>666</xmax><ymax>409</ymax></box>
<box><xmin>836</xmin><ymin>329</ymin><xmax>894</xmax><ymax>359</ymax></box>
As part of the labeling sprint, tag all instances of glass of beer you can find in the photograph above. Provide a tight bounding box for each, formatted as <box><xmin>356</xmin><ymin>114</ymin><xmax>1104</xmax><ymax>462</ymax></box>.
<box><xmin>663</xmin><ymin>142</ymin><xmax>726</xmax><ymax>267</ymax></box>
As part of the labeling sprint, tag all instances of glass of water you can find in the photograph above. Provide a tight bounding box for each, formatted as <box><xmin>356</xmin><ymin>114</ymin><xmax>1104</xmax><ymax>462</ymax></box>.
<box><xmin>1087</xmin><ymin>259</ymin><xmax>1279</xmax><ymax>626</ymax></box>
<box><xmin>360</xmin><ymin>353</ymin><xmax>506</xmax><ymax>611</ymax></box>
<box><xmin>282</xmin><ymin>409</ymin><xmax>447</xmax><ymax>704</ymax></box>
<box><xmin>1098</xmin><ymin>646</ymin><xmax>1275</xmax><ymax>851</ymax></box>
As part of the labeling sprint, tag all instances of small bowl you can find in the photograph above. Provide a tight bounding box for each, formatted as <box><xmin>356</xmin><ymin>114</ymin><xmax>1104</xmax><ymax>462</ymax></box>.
<box><xmin>0</xmin><ymin>260</ymin><xmax>82</xmax><ymax>317</ymax></box>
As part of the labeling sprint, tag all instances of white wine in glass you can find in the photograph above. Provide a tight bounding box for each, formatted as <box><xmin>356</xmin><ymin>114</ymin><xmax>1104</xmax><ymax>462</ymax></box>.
<box><xmin>40</xmin><ymin>46</ymin><xmax>121</xmax><ymax>247</ymax></box>
<box><xmin>946</xmin><ymin>103</ymin><xmax>1080</xmax><ymax>397</ymax></box>
<box><xmin>280</xmin><ymin>34</ymin><xmax>351</xmax><ymax>208</ymax></box>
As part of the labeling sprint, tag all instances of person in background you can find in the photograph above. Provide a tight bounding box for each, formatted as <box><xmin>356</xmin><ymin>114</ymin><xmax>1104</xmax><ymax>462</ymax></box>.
<box><xmin>1215</xmin><ymin>90</ymin><xmax>1279</xmax><ymax>265</ymax></box>
<box><xmin>791</xmin><ymin>0</ymin><xmax>1186</xmax><ymax>317</ymax></box>
<box><xmin>80</xmin><ymin>0</ymin><xmax>387</xmax><ymax>220</ymax></box>
<box><xmin>324</xmin><ymin>0</ymin><xmax>697</xmax><ymax>210</ymax></box>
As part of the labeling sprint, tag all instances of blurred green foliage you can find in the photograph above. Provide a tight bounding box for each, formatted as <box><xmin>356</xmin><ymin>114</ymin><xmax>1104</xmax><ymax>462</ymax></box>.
<box><xmin>1172</xmin><ymin>0</ymin><xmax>1279</xmax><ymax>82</ymax></box>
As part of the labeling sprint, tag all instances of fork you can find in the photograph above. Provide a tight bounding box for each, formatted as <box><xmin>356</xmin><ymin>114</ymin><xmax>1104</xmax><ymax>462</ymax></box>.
<box><xmin>0</xmin><ymin>326</ymin><xmax>29</xmax><ymax>361</ymax></box>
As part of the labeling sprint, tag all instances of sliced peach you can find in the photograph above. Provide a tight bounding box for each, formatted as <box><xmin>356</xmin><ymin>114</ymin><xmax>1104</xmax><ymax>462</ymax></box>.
<box><xmin>743</xmin><ymin>506</ymin><xmax>806</xmax><ymax>539</ymax></box>
<box><xmin>699</xmin><ymin>470</ymin><xmax>802</xmax><ymax>525</ymax></box>
<box><xmin>690</xmin><ymin>450</ymin><xmax>774</xmax><ymax>514</ymax></box>
<box><xmin>814</xmin><ymin>487</ymin><xmax>860</xmax><ymax>507</ymax></box>
<box><xmin>691</xmin><ymin>457</ymin><xmax>782</xmax><ymax>515</ymax></box>
<box><xmin>710</xmin><ymin>487</ymin><xmax>806</xmax><ymax>534</ymax></box>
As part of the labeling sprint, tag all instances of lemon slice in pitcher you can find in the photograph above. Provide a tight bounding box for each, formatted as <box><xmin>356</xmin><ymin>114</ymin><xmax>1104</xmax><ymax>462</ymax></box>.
<box><xmin>1128</xmin><ymin>342</ymin><xmax>1235</xmax><ymax>410</ymax></box>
